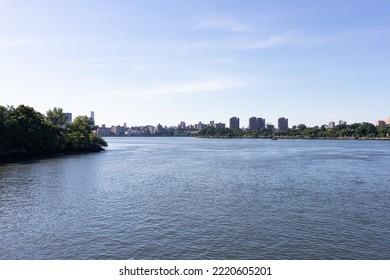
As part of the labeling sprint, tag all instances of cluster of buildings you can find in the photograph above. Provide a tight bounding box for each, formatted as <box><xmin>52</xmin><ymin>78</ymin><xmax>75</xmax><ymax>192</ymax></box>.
<box><xmin>227</xmin><ymin>116</ymin><xmax>288</xmax><ymax>131</ymax></box>
<box><xmin>64</xmin><ymin>111</ymin><xmax>390</xmax><ymax>137</ymax></box>
<box><xmin>97</xmin><ymin>123</ymin><xmax>161</xmax><ymax>136</ymax></box>
<box><xmin>94</xmin><ymin>116</ymin><xmax>290</xmax><ymax>137</ymax></box>
<box><xmin>328</xmin><ymin>120</ymin><xmax>346</xmax><ymax>129</ymax></box>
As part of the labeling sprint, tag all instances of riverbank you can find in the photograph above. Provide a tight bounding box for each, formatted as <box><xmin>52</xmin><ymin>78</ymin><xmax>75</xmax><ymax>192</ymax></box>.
<box><xmin>104</xmin><ymin>134</ymin><xmax>390</xmax><ymax>140</ymax></box>
<box><xmin>195</xmin><ymin>135</ymin><xmax>390</xmax><ymax>140</ymax></box>
<box><xmin>0</xmin><ymin>147</ymin><xmax>104</xmax><ymax>163</ymax></box>
<box><xmin>1</xmin><ymin>105</ymin><xmax>108</xmax><ymax>163</ymax></box>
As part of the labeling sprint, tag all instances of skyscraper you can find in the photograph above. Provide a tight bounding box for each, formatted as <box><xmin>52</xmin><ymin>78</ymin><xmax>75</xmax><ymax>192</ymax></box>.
<box><xmin>230</xmin><ymin>117</ymin><xmax>240</xmax><ymax>129</ymax></box>
<box><xmin>91</xmin><ymin>111</ymin><xmax>95</xmax><ymax>124</ymax></box>
<box><xmin>249</xmin><ymin>117</ymin><xmax>265</xmax><ymax>130</ymax></box>
<box><xmin>249</xmin><ymin>117</ymin><xmax>258</xmax><ymax>130</ymax></box>
<box><xmin>278</xmin><ymin>117</ymin><xmax>288</xmax><ymax>131</ymax></box>
<box><xmin>257</xmin><ymin>118</ymin><xmax>265</xmax><ymax>130</ymax></box>
<box><xmin>64</xmin><ymin>113</ymin><xmax>72</xmax><ymax>123</ymax></box>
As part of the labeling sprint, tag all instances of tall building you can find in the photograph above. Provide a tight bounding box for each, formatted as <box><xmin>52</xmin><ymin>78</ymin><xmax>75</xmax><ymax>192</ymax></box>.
<box><xmin>64</xmin><ymin>113</ymin><xmax>72</xmax><ymax>123</ymax></box>
<box><xmin>90</xmin><ymin>111</ymin><xmax>95</xmax><ymax>123</ymax></box>
<box><xmin>230</xmin><ymin>117</ymin><xmax>240</xmax><ymax>129</ymax></box>
<box><xmin>249</xmin><ymin>117</ymin><xmax>265</xmax><ymax>130</ymax></box>
<box><xmin>329</xmin><ymin>121</ymin><xmax>336</xmax><ymax>129</ymax></box>
<box><xmin>278</xmin><ymin>117</ymin><xmax>289</xmax><ymax>131</ymax></box>
<box><xmin>249</xmin><ymin>117</ymin><xmax>258</xmax><ymax>130</ymax></box>
<box><xmin>377</xmin><ymin>120</ymin><xmax>386</xmax><ymax>127</ymax></box>
<box><xmin>257</xmin><ymin>118</ymin><xmax>265</xmax><ymax>130</ymax></box>
<box><xmin>197</xmin><ymin>122</ymin><xmax>205</xmax><ymax>130</ymax></box>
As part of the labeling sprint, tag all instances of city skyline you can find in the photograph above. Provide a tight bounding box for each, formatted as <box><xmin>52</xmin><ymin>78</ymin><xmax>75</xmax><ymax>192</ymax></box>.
<box><xmin>92</xmin><ymin>110</ymin><xmax>389</xmax><ymax>132</ymax></box>
<box><xmin>1</xmin><ymin>1</ymin><xmax>390</xmax><ymax>127</ymax></box>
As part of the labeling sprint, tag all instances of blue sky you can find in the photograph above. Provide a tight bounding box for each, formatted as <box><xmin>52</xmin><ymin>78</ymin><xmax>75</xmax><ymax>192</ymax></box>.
<box><xmin>1</xmin><ymin>0</ymin><xmax>390</xmax><ymax>127</ymax></box>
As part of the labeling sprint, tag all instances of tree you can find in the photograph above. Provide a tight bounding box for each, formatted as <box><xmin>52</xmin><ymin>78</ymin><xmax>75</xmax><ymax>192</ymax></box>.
<box><xmin>46</xmin><ymin>107</ymin><xmax>68</xmax><ymax>128</ymax></box>
<box><xmin>11</xmin><ymin>105</ymin><xmax>46</xmax><ymax>152</ymax></box>
<box><xmin>0</xmin><ymin>106</ymin><xmax>9</xmax><ymax>151</ymax></box>
<box><xmin>65</xmin><ymin>116</ymin><xmax>107</xmax><ymax>150</ymax></box>
<box><xmin>355</xmin><ymin>122</ymin><xmax>378</xmax><ymax>138</ymax></box>
<box><xmin>1</xmin><ymin>105</ymin><xmax>107</xmax><ymax>157</ymax></box>
<box><xmin>377</xmin><ymin>125</ymin><xmax>390</xmax><ymax>138</ymax></box>
<box><xmin>297</xmin><ymin>124</ymin><xmax>307</xmax><ymax>133</ymax></box>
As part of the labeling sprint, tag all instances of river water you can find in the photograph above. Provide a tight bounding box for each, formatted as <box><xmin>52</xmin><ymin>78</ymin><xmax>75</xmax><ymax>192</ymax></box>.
<box><xmin>0</xmin><ymin>137</ymin><xmax>389</xmax><ymax>259</ymax></box>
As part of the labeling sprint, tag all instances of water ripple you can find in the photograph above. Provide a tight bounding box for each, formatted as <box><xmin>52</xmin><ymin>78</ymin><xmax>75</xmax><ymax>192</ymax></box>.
<box><xmin>0</xmin><ymin>138</ymin><xmax>389</xmax><ymax>259</ymax></box>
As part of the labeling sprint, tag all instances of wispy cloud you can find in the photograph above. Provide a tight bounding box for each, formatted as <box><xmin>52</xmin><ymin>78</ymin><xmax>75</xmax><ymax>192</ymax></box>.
<box><xmin>103</xmin><ymin>77</ymin><xmax>247</xmax><ymax>100</ymax></box>
<box><xmin>181</xmin><ymin>33</ymin><xmax>308</xmax><ymax>52</ymax></box>
<box><xmin>297</xmin><ymin>26</ymin><xmax>390</xmax><ymax>46</ymax></box>
<box><xmin>182</xmin><ymin>26</ymin><xmax>389</xmax><ymax>52</ymax></box>
<box><xmin>241</xmin><ymin>34</ymin><xmax>306</xmax><ymax>49</ymax></box>
<box><xmin>194</xmin><ymin>18</ymin><xmax>252</xmax><ymax>33</ymax></box>
<box><xmin>0</xmin><ymin>38</ymin><xmax>40</xmax><ymax>48</ymax></box>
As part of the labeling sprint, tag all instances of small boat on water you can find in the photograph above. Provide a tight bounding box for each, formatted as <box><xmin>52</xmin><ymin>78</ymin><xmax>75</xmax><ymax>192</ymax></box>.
<box><xmin>271</xmin><ymin>137</ymin><xmax>278</xmax><ymax>140</ymax></box>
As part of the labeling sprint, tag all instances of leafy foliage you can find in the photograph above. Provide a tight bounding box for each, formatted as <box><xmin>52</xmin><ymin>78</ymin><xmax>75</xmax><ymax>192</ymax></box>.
<box><xmin>0</xmin><ymin>105</ymin><xmax>107</xmax><ymax>156</ymax></box>
<box><xmin>196</xmin><ymin>122</ymin><xmax>390</xmax><ymax>139</ymax></box>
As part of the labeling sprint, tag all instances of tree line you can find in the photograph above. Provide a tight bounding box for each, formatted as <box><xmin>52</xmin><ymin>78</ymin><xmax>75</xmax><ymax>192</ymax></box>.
<box><xmin>196</xmin><ymin>122</ymin><xmax>390</xmax><ymax>139</ymax></box>
<box><xmin>0</xmin><ymin>105</ymin><xmax>107</xmax><ymax>157</ymax></box>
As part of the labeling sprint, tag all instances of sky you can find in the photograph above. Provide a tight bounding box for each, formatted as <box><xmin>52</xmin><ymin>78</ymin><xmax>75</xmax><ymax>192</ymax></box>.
<box><xmin>1</xmin><ymin>0</ymin><xmax>390</xmax><ymax>127</ymax></box>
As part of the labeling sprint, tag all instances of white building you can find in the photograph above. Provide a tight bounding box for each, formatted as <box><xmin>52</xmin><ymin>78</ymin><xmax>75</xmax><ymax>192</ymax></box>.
<box><xmin>147</xmin><ymin>126</ymin><xmax>156</xmax><ymax>134</ymax></box>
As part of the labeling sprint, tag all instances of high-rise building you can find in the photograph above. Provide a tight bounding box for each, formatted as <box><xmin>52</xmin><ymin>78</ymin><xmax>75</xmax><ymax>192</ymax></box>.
<box><xmin>90</xmin><ymin>111</ymin><xmax>95</xmax><ymax>123</ymax></box>
<box><xmin>257</xmin><ymin>118</ymin><xmax>265</xmax><ymax>130</ymax></box>
<box><xmin>278</xmin><ymin>117</ymin><xmax>289</xmax><ymax>131</ymax></box>
<box><xmin>197</xmin><ymin>122</ymin><xmax>205</xmax><ymax>130</ymax></box>
<box><xmin>329</xmin><ymin>121</ymin><xmax>336</xmax><ymax>129</ymax></box>
<box><xmin>64</xmin><ymin>113</ymin><xmax>72</xmax><ymax>123</ymax></box>
<box><xmin>377</xmin><ymin>120</ymin><xmax>386</xmax><ymax>127</ymax></box>
<box><xmin>249</xmin><ymin>117</ymin><xmax>258</xmax><ymax>130</ymax></box>
<box><xmin>249</xmin><ymin>117</ymin><xmax>265</xmax><ymax>130</ymax></box>
<box><xmin>230</xmin><ymin>117</ymin><xmax>240</xmax><ymax>129</ymax></box>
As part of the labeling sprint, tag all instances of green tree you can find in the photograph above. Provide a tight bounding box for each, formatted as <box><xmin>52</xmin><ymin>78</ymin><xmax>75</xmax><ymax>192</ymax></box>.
<box><xmin>12</xmin><ymin>105</ymin><xmax>45</xmax><ymax>151</ymax></box>
<box><xmin>65</xmin><ymin>116</ymin><xmax>107</xmax><ymax>150</ymax></box>
<box><xmin>0</xmin><ymin>106</ymin><xmax>9</xmax><ymax>151</ymax></box>
<box><xmin>355</xmin><ymin>122</ymin><xmax>378</xmax><ymax>138</ymax></box>
<box><xmin>377</xmin><ymin>125</ymin><xmax>390</xmax><ymax>138</ymax></box>
<box><xmin>297</xmin><ymin>124</ymin><xmax>307</xmax><ymax>133</ymax></box>
<box><xmin>46</xmin><ymin>107</ymin><xmax>68</xmax><ymax>128</ymax></box>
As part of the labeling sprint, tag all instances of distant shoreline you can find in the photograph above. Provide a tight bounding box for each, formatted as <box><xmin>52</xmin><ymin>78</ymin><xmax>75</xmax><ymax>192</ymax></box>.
<box><xmin>103</xmin><ymin>135</ymin><xmax>390</xmax><ymax>141</ymax></box>
<box><xmin>196</xmin><ymin>135</ymin><xmax>390</xmax><ymax>140</ymax></box>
